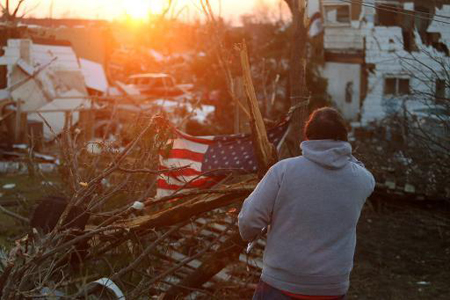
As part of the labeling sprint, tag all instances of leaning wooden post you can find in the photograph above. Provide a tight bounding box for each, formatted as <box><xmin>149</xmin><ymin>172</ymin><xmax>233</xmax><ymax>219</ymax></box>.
<box><xmin>163</xmin><ymin>41</ymin><xmax>277</xmax><ymax>300</ymax></box>
<box><xmin>238</xmin><ymin>41</ymin><xmax>278</xmax><ymax>177</ymax></box>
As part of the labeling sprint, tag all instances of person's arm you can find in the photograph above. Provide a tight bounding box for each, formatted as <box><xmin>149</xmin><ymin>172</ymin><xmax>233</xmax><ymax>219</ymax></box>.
<box><xmin>351</xmin><ymin>155</ymin><xmax>376</xmax><ymax>193</ymax></box>
<box><xmin>238</xmin><ymin>164</ymin><xmax>281</xmax><ymax>241</ymax></box>
<box><xmin>350</xmin><ymin>154</ymin><xmax>366</xmax><ymax>168</ymax></box>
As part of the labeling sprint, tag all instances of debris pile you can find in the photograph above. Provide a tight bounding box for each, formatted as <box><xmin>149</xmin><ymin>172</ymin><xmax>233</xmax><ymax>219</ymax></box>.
<box><xmin>0</xmin><ymin>44</ymin><xmax>283</xmax><ymax>299</ymax></box>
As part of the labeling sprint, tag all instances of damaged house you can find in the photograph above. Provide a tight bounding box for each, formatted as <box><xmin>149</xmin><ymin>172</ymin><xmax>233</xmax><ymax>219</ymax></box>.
<box><xmin>318</xmin><ymin>0</ymin><xmax>450</xmax><ymax>125</ymax></box>
<box><xmin>0</xmin><ymin>36</ymin><xmax>109</xmax><ymax>143</ymax></box>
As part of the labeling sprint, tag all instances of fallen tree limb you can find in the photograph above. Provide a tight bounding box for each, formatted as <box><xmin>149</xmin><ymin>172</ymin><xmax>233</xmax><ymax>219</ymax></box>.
<box><xmin>119</xmin><ymin>190</ymin><xmax>251</xmax><ymax>231</ymax></box>
<box><xmin>0</xmin><ymin>205</ymin><xmax>29</xmax><ymax>223</ymax></box>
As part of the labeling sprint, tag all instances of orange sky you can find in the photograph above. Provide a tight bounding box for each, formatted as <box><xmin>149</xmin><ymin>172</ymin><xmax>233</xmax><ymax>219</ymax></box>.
<box><xmin>7</xmin><ymin>0</ymin><xmax>287</xmax><ymax>23</ymax></box>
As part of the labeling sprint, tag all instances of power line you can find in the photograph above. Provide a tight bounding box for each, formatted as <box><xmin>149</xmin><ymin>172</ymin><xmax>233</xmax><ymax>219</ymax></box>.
<box><xmin>354</xmin><ymin>0</ymin><xmax>450</xmax><ymax>20</ymax></box>
<box><xmin>337</xmin><ymin>0</ymin><xmax>450</xmax><ymax>26</ymax></box>
<box><xmin>338</xmin><ymin>0</ymin><xmax>450</xmax><ymax>24</ymax></box>
<box><xmin>341</xmin><ymin>0</ymin><xmax>450</xmax><ymax>25</ymax></box>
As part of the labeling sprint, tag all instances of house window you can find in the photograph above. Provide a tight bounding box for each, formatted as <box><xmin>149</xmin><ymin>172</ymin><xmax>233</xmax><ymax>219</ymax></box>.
<box><xmin>384</xmin><ymin>78</ymin><xmax>410</xmax><ymax>96</ymax></box>
<box><xmin>435</xmin><ymin>79</ymin><xmax>446</xmax><ymax>101</ymax></box>
<box><xmin>324</xmin><ymin>5</ymin><xmax>351</xmax><ymax>26</ymax></box>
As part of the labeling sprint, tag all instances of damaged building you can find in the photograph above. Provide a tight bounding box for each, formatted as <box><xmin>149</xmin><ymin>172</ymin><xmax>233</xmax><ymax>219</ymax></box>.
<box><xmin>0</xmin><ymin>23</ymin><xmax>212</xmax><ymax>148</ymax></box>
<box><xmin>0</xmin><ymin>36</ymin><xmax>109</xmax><ymax>143</ymax></box>
<box><xmin>318</xmin><ymin>0</ymin><xmax>450</xmax><ymax>125</ymax></box>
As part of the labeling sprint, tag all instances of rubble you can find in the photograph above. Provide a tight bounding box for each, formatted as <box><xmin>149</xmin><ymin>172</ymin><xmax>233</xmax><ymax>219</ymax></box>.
<box><xmin>0</xmin><ymin>4</ymin><xmax>448</xmax><ymax>299</ymax></box>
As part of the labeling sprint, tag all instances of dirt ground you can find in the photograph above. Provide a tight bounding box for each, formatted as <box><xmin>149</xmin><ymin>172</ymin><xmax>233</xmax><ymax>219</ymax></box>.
<box><xmin>1</xmin><ymin>175</ymin><xmax>449</xmax><ymax>299</ymax></box>
<box><xmin>348</xmin><ymin>195</ymin><xmax>450</xmax><ymax>300</ymax></box>
<box><xmin>214</xmin><ymin>195</ymin><xmax>450</xmax><ymax>300</ymax></box>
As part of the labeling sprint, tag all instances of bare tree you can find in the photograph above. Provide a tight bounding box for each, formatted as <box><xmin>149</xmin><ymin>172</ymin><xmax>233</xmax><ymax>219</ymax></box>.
<box><xmin>370</xmin><ymin>46</ymin><xmax>450</xmax><ymax>197</ymax></box>
<box><xmin>283</xmin><ymin>0</ymin><xmax>309</xmax><ymax>155</ymax></box>
<box><xmin>398</xmin><ymin>48</ymin><xmax>449</xmax><ymax>195</ymax></box>
<box><xmin>0</xmin><ymin>0</ymin><xmax>27</xmax><ymax>23</ymax></box>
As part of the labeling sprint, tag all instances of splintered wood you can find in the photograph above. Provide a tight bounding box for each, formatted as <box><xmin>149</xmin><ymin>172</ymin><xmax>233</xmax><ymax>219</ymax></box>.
<box><xmin>237</xmin><ymin>42</ymin><xmax>278</xmax><ymax>177</ymax></box>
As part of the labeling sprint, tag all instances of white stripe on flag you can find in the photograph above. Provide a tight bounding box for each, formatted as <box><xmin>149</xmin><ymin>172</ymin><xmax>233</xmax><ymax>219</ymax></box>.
<box><xmin>172</xmin><ymin>137</ymin><xmax>211</xmax><ymax>153</ymax></box>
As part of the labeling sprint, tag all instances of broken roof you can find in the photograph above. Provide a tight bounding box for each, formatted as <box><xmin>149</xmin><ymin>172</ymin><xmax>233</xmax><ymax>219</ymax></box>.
<box><xmin>80</xmin><ymin>58</ymin><xmax>108</xmax><ymax>93</ymax></box>
<box><xmin>1</xmin><ymin>38</ymin><xmax>92</xmax><ymax>139</ymax></box>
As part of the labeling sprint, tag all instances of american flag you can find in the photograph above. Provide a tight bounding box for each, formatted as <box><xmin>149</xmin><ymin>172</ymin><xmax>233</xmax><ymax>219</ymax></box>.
<box><xmin>156</xmin><ymin>121</ymin><xmax>289</xmax><ymax>198</ymax></box>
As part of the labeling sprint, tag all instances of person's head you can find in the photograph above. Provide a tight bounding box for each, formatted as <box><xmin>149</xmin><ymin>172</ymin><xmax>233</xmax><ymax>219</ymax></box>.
<box><xmin>304</xmin><ymin>107</ymin><xmax>348</xmax><ymax>141</ymax></box>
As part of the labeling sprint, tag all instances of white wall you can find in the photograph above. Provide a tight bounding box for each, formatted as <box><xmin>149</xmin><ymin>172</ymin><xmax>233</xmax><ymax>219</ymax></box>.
<box><xmin>320</xmin><ymin>2</ymin><xmax>450</xmax><ymax>125</ymax></box>
<box><xmin>322</xmin><ymin>62</ymin><xmax>361</xmax><ymax>121</ymax></box>
<box><xmin>361</xmin><ymin>24</ymin><xmax>450</xmax><ymax>125</ymax></box>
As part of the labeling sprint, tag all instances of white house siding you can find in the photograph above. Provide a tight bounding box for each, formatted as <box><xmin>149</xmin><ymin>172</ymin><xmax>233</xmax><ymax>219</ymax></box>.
<box><xmin>324</xmin><ymin>27</ymin><xmax>364</xmax><ymax>51</ymax></box>
<box><xmin>360</xmin><ymin>22</ymin><xmax>450</xmax><ymax>125</ymax></box>
<box><xmin>322</xmin><ymin>62</ymin><xmax>361</xmax><ymax>121</ymax></box>
<box><xmin>0</xmin><ymin>39</ymin><xmax>90</xmax><ymax>139</ymax></box>
<box><xmin>427</xmin><ymin>5</ymin><xmax>450</xmax><ymax>47</ymax></box>
<box><xmin>320</xmin><ymin>0</ymin><xmax>364</xmax><ymax>120</ymax></box>
<box><xmin>319</xmin><ymin>0</ymin><xmax>450</xmax><ymax>125</ymax></box>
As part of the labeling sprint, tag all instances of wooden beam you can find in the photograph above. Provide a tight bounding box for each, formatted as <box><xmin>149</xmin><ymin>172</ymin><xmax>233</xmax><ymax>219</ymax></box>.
<box><xmin>324</xmin><ymin>51</ymin><xmax>365</xmax><ymax>64</ymax></box>
<box><xmin>119</xmin><ymin>188</ymin><xmax>253</xmax><ymax>230</ymax></box>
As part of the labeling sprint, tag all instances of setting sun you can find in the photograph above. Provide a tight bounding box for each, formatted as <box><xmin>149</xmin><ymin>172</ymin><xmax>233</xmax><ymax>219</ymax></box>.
<box><xmin>122</xmin><ymin>0</ymin><xmax>197</xmax><ymax>20</ymax></box>
<box><xmin>126</xmin><ymin>0</ymin><xmax>151</xmax><ymax>20</ymax></box>
<box><xmin>125</xmin><ymin>0</ymin><xmax>177</xmax><ymax>20</ymax></box>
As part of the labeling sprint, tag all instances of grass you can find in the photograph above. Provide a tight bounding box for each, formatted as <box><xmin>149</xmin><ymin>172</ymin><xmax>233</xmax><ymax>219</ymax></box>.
<box><xmin>0</xmin><ymin>173</ymin><xmax>64</xmax><ymax>248</ymax></box>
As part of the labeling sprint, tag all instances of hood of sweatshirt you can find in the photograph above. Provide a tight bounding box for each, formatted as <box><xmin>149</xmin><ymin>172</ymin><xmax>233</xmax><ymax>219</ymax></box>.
<box><xmin>300</xmin><ymin>140</ymin><xmax>352</xmax><ymax>169</ymax></box>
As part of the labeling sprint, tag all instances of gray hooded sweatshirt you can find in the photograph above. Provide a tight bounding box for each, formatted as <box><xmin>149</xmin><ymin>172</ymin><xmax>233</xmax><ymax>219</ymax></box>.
<box><xmin>238</xmin><ymin>140</ymin><xmax>375</xmax><ymax>296</ymax></box>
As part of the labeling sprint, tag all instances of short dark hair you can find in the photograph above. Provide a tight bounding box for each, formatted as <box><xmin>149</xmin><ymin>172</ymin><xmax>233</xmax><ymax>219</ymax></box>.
<box><xmin>304</xmin><ymin>107</ymin><xmax>348</xmax><ymax>141</ymax></box>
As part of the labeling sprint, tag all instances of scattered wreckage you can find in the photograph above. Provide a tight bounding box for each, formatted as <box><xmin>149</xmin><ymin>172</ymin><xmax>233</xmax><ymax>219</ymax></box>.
<box><xmin>0</xmin><ymin>34</ymin><xmax>213</xmax><ymax>145</ymax></box>
<box><xmin>0</xmin><ymin>11</ymin><xmax>449</xmax><ymax>299</ymax></box>
<box><xmin>125</xmin><ymin>73</ymin><xmax>193</xmax><ymax>98</ymax></box>
<box><xmin>0</xmin><ymin>42</ymin><xmax>280</xmax><ymax>299</ymax></box>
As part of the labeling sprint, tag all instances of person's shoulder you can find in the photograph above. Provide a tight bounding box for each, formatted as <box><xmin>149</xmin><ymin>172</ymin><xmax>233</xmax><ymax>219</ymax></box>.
<box><xmin>271</xmin><ymin>156</ymin><xmax>306</xmax><ymax>173</ymax></box>
<box><xmin>350</xmin><ymin>162</ymin><xmax>376</xmax><ymax>191</ymax></box>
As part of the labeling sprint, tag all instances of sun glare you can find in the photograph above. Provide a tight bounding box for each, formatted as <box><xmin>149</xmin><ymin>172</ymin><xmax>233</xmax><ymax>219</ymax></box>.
<box><xmin>125</xmin><ymin>0</ymin><xmax>167</xmax><ymax>20</ymax></box>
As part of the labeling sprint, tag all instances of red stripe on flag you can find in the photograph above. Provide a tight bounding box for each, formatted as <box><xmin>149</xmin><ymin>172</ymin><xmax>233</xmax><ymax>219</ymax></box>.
<box><xmin>167</xmin><ymin>149</ymin><xmax>204</xmax><ymax>162</ymax></box>
<box><xmin>157</xmin><ymin>178</ymin><xmax>218</xmax><ymax>190</ymax></box>
<box><xmin>175</xmin><ymin>130</ymin><xmax>215</xmax><ymax>145</ymax></box>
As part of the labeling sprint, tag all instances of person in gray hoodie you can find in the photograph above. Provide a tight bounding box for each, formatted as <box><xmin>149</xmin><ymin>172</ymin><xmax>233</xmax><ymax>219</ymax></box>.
<box><xmin>238</xmin><ymin>107</ymin><xmax>375</xmax><ymax>300</ymax></box>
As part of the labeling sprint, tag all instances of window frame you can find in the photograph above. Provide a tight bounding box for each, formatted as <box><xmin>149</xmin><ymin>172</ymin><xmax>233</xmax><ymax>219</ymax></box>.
<box><xmin>435</xmin><ymin>78</ymin><xmax>447</xmax><ymax>102</ymax></box>
<box><xmin>322</xmin><ymin>3</ymin><xmax>352</xmax><ymax>27</ymax></box>
<box><xmin>383</xmin><ymin>76</ymin><xmax>411</xmax><ymax>96</ymax></box>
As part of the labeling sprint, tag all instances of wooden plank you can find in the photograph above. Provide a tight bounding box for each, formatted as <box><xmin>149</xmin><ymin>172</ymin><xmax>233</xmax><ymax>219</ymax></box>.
<box><xmin>324</xmin><ymin>51</ymin><xmax>365</xmax><ymax>64</ymax></box>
